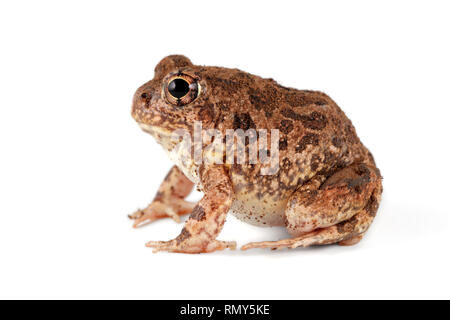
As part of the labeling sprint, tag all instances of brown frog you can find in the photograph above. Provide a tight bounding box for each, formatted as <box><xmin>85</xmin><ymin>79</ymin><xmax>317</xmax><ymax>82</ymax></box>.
<box><xmin>129</xmin><ymin>55</ymin><xmax>383</xmax><ymax>253</ymax></box>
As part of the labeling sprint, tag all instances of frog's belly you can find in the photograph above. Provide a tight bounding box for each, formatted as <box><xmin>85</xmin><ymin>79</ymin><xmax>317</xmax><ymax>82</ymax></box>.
<box><xmin>230</xmin><ymin>193</ymin><xmax>287</xmax><ymax>227</ymax></box>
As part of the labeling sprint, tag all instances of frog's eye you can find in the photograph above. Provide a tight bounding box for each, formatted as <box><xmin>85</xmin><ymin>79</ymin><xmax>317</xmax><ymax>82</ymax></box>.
<box><xmin>164</xmin><ymin>73</ymin><xmax>200</xmax><ymax>106</ymax></box>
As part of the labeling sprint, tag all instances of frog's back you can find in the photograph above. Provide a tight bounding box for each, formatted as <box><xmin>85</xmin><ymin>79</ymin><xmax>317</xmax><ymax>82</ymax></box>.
<box><xmin>215</xmin><ymin>74</ymin><xmax>373</xmax><ymax>226</ymax></box>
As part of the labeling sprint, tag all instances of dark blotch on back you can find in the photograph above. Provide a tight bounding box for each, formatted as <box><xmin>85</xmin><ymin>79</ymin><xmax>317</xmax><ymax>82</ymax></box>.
<box><xmin>233</xmin><ymin>113</ymin><xmax>255</xmax><ymax>130</ymax></box>
<box><xmin>248</xmin><ymin>85</ymin><xmax>278</xmax><ymax>118</ymax></box>
<box><xmin>295</xmin><ymin>133</ymin><xmax>320</xmax><ymax>153</ymax></box>
<box><xmin>300</xmin><ymin>111</ymin><xmax>327</xmax><ymax>130</ymax></box>
<box><xmin>279</xmin><ymin>137</ymin><xmax>288</xmax><ymax>151</ymax></box>
<box><xmin>332</xmin><ymin>136</ymin><xmax>343</xmax><ymax>148</ymax></box>
<box><xmin>283</xmin><ymin>90</ymin><xmax>330</xmax><ymax>108</ymax></box>
<box><xmin>279</xmin><ymin>120</ymin><xmax>294</xmax><ymax>134</ymax></box>
<box><xmin>282</xmin><ymin>109</ymin><xmax>327</xmax><ymax>130</ymax></box>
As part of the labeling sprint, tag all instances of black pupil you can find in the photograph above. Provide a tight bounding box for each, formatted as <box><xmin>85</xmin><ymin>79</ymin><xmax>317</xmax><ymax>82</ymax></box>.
<box><xmin>168</xmin><ymin>79</ymin><xmax>190</xmax><ymax>99</ymax></box>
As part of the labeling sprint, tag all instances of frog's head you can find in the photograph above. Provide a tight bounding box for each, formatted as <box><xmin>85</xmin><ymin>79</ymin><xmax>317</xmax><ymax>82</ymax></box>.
<box><xmin>131</xmin><ymin>55</ymin><xmax>218</xmax><ymax>147</ymax></box>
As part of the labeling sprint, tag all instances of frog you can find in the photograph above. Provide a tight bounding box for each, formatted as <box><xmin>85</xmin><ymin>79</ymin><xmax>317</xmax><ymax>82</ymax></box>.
<box><xmin>129</xmin><ymin>55</ymin><xmax>383</xmax><ymax>253</ymax></box>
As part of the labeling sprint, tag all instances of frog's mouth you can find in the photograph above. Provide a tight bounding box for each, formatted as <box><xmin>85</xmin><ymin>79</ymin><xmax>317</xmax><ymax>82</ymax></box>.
<box><xmin>138</xmin><ymin>123</ymin><xmax>179</xmax><ymax>151</ymax></box>
<box><xmin>138</xmin><ymin>123</ymin><xmax>174</xmax><ymax>138</ymax></box>
<box><xmin>139</xmin><ymin>123</ymin><xmax>162</xmax><ymax>135</ymax></box>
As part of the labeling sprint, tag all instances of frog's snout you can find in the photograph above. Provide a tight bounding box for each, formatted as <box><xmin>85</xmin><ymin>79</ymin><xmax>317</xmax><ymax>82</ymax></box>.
<box><xmin>131</xmin><ymin>90</ymin><xmax>153</xmax><ymax>121</ymax></box>
<box><xmin>137</xmin><ymin>92</ymin><xmax>152</xmax><ymax>110</ymax></box>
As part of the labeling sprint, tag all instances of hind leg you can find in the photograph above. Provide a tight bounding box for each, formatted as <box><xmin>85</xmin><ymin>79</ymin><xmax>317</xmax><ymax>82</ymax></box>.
<box><xmin>241</xmin><ymin>163</ymin><xmax>382</xmax><ymax>250</ymax></box>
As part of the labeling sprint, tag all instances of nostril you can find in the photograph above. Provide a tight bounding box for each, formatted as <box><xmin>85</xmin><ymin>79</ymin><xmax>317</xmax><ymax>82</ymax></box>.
<box><xmin>140</xmin><ymin>92</ymin><xmax>151</xmax><ymax>108</ymax></box>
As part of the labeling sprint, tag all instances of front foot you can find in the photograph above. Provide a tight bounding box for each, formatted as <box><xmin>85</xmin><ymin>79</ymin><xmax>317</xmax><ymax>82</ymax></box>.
<box><xmin>146</xmin><ymin>238</ymin><xmax>236</xmax><ymax>254</ymax></box>
<box><xmin>143</xmin><ymin>165</ymin><xmax>236</xmax><ymax>254</ymax></box>
<box><xmin>129</xmin><ymin>198</ymin><xmax>196</xmax><ymax>228</ymax></box>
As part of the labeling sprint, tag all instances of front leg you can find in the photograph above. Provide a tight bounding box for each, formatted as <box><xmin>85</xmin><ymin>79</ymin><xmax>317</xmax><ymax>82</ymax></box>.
<box><xmin>146</xmin><ymin>166</ymin><xmax>236</xmax><ymax>253</ymax></box>
<box><xmin>129</xmin><ymin>166</ymin><xmax>195</xmax><ymax>227</ymax></box>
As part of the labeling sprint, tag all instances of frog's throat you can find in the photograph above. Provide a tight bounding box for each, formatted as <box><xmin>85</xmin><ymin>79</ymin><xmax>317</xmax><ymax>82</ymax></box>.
<box><xmin>139</xmin><ymin>122</ymin><xmax>201</xmax><ymax>184</ymax></box>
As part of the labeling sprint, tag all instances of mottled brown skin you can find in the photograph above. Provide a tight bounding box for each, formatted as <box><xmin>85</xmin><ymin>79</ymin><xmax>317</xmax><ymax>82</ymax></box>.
<box><xmin>130</xmin><ymin>55</ymin><xmax>383</xmax><ymax>253</ymax></box>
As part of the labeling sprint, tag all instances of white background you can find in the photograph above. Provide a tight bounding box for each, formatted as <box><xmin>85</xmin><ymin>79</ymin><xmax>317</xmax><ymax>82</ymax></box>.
<box><xmin>1</xmin><ymin>1</ymin><xmax>449</xmax><ymax>299</ymax></box>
